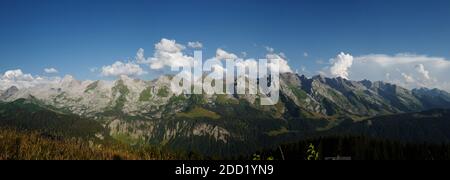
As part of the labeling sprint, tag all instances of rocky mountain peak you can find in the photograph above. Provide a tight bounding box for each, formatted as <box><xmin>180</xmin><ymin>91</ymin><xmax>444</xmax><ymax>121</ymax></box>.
<box><xmin>0</xmin><ymin>73</ymin><xmax>449</xmax><ymax>119</ymax></box>
<box><xmin>6</xmin><ymin>86</ymin><xmax>19</xmax><ymax>93</ymax></box>
<box><xmin>61</xmin><ymin>75</ymin><xmax>81</xmax><ymax>88</ymax></box>
<box><xmin>311</xmin><ymin>74</ymin><xmax>328</xmax><ymax>83</ymax></box>
<box><xmin>0</xmin><ymin>86</ymin><xmax>19</xmax><ymax>101</ymax></box>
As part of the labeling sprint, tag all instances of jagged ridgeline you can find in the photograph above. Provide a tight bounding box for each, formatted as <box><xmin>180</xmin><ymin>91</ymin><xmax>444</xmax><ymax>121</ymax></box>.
<box><xmin>1</xmin><ymin>73</ymin><xmax>450</xmax><ymax>158</ymax></box>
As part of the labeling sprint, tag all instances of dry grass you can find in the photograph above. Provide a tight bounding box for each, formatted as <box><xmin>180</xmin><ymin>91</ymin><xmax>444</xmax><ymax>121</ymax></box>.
<box><xmin>0</xmin><ymin>128</ymin><xmax>178</xmax><ymax>160</ymax></box>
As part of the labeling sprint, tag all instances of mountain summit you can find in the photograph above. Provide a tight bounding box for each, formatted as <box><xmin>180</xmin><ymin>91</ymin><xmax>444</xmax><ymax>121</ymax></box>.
<box><xmin>1</xmin><ymin>73</ymin><xmax>450</xmax><ymax>156</ymax></box>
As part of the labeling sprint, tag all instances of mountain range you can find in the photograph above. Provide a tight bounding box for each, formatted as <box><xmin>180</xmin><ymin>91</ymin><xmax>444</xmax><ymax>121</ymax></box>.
<box><xmin>1</xmin><ymin>72</ymin><xmax>450</xmax><ymax>157</ymax></box>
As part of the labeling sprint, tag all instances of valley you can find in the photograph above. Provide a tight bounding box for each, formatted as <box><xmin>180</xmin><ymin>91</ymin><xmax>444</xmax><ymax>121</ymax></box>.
<box><xmin>1</xmin><ymin>72</ymin><xmax>450</xmax><ymax>159</ymax></box>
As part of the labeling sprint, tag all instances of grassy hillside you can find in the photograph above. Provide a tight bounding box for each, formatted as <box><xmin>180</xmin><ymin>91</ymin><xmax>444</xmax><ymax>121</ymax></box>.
<box><xmin>0</xmin><ymin>128</ymin><xmax>178</xmax><ymax>160</ymax></box>
<box><xmin>0</xmin><ymin>99</ymin><xmax>184</xmax><ymax>160</ymax></box>
<box><xmin>2</xmin><ymin>98</ymin><xmax>450</xmax><ymax>160</ymax></box>
<box><xmin>0</xmin><ymin>99</ymin><xmax>107</xmax><ymax>139</ymax></box>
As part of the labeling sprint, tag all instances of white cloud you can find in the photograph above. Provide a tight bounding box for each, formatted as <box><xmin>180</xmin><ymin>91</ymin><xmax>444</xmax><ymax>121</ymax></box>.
<box><xmin>415</xmin><ymin>64</ymin><xmax>430</xmax><ymax>80</ymax></box>
<box><xmin>329</xmin><ymin>52</ymin><xmax>354</xmax><ymax>79</ymax></box>
<box><xmin>262</xmin><ymin>46</ymin><xmax>293</xmax><ymax>73</ymax></box>
<box><xmin>203</xmin><ymin>49</ymin><xmax>240</xmax><ymax>80</ymax></box>
<box><xmin>326</xmin><ymin>53</ymin><xmax>450</xmax><ymax>91</ymax></box>
<box><xmin>216</xmin><ymin>48</ymin><xmax>238</xmax><ymax>60</ymax></box>
<box><xmin>236</xmin><ymin>58</ymin><xmax>258</xmax><ymax>73</ymax></box>
<box><xmin>139</xmin><ymin>38</ymin><xmax>195</xmax><ymax>70</ymax></box>
<box><xmin>265</xmin><ymin>46</ymin><xmax>275</xmax><ymax>53</ymax></box>
<box><xmin>156</xmin><ymin>38</ymin><xmax>185</xmax><ymax>53</ymax></box>
<box><xmin>401</xmin><ymin>73</ymin><xmax>415</xmax><ymax>84</ymax></box>
<box><xmin>2</xmin><ymin>69</ymin><xmax>34</xmax><ymax>81</ymax></box>
<box><xmin>44</xmin><ymin>68</ymin><xmax>58</xmax><ymax>74</ymax></box>
<box><xmin>212</xmin><ymin>48</ymin><xmax>292</xmax><ymax>74</ymax></box>
<box><xmin>136</xmin><ymin>48</ymin><xmax>146</xmax><ymax>64</ymax></box>
<box><xmin>303</xmin><ymin>52</ymin><xmax>309</xmax><ymax>57</ymax></box>
<box><xmin>0</xmin><ymin>69</ymin><xmax>60</xmax><ymax>90</ymax></box>
<box><xmin>101</xmin><ymin>61</ymin><xmax>147</xmax><ymax>77</ymax></box>
<box><xmin>266</xmin><ymin>53</ymin><xmax>293</xmax><ymax>73</ymax></box>
<box><xmin>134</xmin><ymin>39</ymin><xmax>293</xmax><ymax>79</ymax></box>
<box><xmin>187</xmin><ymin>41</ymin><xmax>203</xmax><ymax>49</ymax></box>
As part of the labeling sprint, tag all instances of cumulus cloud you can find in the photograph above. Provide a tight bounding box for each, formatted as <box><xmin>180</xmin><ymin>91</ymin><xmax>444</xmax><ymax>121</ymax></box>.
<box><xmin>0</xmin><ymin>69</ymin><xmax>60</xmax><ymax>90</ymax></box>
<box><xmin>136</xmin><ymin>48</ymin><xmax>146</xmax><ymax>64</ymax></box>
<box><xmin>216</xmin><ymin>48</ymin><xmax>238</xmax><ymax>60</ymax></box>
<box><xmin>2</xmin><ymin>69</ymin><xmax>34</xmax><ymax>81</ymax></box>
<box><xmin>415</xmin><ymin>64</ymin><xmax>430</xmax><ymax>80</ymax></box>
<box><xmin>101</xmin><ymin>61</ymin><xmax>147</xmax><ymax>77</ymax></box>
<box><xmin>187</xmin><ymin>41</ymin><xmax>203</xmax><ymax>49</ymax></box>
<box><xmin>325</xmin><ymin>53</ymin><xmax>450</xmax><ymax>91</ymax></box>
<box><xmin>203</xmin><ymin>49</ymin><xmax>239</xmax><ymax>80</ymax></box>
<box><xmin>235</xmin><ymin>58</ymin><xmax>258</xmax><ymax>73</ymax></box>
<box><xmin>134</xmin><ymin>39</ymin><xmax>294</xmax><ymax>79</ymax></box>
<box><xmin>212</xmin><ymin>48</ymin><xmax>292</xmax><ymax>74</ymax></box>
<box><xmin>138</xmin><ymin>38</ymin><xmax>195</xmax><ymax>70</ymax></box>
<box><xmin>401</xmin><ymin>73</ymin><xmax>416</xmax><ymax>84</ymax></box>
<box><xmin>44</xmin><ymin>68</ymin><xmax>58</xmax><ymax>74</ymax></box>
<box><xmin>329</xmin><ymin>52</ymin><xmax>354</xmax><ymax>79</ymax></box>
<box><xmin>266</xmin><ymin>53</ymin><xmax>293</xmax><ymax>73</ymax></box>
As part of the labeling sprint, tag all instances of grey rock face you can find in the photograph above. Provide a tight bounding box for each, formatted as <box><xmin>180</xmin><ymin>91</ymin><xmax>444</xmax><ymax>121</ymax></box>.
<box><xmin>0</xmin><ymin>86</ymin><xmax>19</xmax><ymax>101</ymax></box>
<box><xmin>2</xmin><ymin>73</ymin><xmax>450</xmax><ymax>146</ymax></box>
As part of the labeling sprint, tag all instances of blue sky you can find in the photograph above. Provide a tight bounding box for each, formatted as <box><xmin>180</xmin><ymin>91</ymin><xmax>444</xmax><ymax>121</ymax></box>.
<box><xmin>1</xmin><ymin>0</ymin><xmax>450</xmax><ymax>82</ymax></box>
